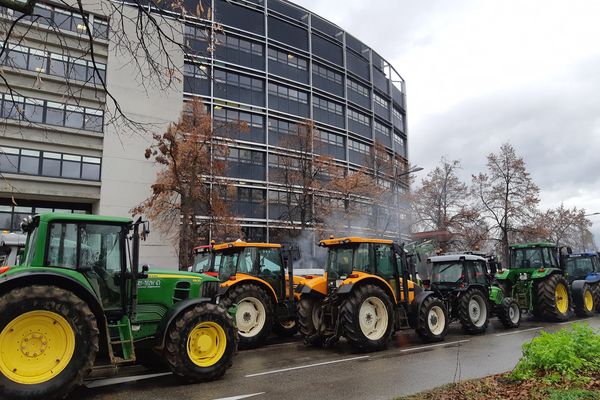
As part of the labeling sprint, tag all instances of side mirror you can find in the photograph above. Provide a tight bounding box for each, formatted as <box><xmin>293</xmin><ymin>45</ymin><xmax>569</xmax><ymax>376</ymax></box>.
<box><xmin>139</xmin><ymin>264</ymin><xmax>149</xmax><ymax>279</ymax></box>
<box><xmin>567</xmin><ymin>247</ymin><xmax>573</xmax><ymax>255</ymax></box>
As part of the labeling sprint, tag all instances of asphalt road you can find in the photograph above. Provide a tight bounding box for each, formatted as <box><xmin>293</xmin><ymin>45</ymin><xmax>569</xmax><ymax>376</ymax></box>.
<box><xmin>71</xmin><ymin>315</ymin><xmax>600</xmax><ymax>400</ymax></box>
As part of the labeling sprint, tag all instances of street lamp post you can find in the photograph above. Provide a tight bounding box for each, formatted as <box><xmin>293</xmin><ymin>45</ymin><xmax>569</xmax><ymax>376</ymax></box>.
<box><xmin>394</xmin><ymin>166</ymin><xmax>424</xmax><ymax>240</ymax></box>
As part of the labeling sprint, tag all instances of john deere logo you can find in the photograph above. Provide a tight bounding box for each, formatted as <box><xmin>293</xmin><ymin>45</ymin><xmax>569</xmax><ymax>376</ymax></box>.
<box><xmin>138</xmin><ymin>279</ymin><xmax>161</xmax><ymax>288</ymax></box>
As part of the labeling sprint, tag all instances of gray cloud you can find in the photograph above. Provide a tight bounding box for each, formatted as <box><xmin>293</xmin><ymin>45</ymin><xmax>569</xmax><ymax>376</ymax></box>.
<box><xmin>293</xmin><ymin>0</ymin><xmax>600</xmax><ymax>242</ymax></box>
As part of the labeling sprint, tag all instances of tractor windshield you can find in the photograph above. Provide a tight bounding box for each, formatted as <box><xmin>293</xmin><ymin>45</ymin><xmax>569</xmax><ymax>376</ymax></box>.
<box><xmin>431</xmin><ymin>262</ymin><xmax>463</xmax><ymax>284</ymax></box>
<box><xmin>326</xmin><ymin>243</ymin><xmax>374</xmax><ymax>279</ymax></box>
<box><xmin>510</xmin><ymin>247</ymin><xmax>558</xmax><ymax>269</ymax></box>
<box><xmin>565</xmin><ymin>257</ymin><xmax>594</xmax><ymax>278</ymax></box>
<box><xmin>216</xmin><ymin>247</ymin><xmax>283</xmax><ymax>280</ymax></box>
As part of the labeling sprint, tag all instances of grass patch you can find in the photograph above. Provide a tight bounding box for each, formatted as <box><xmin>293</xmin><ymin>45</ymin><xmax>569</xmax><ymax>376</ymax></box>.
<box><xmin>397</xmin><ymin>324</ymin><xmax>600</xmax><ymax>400</ymax></box>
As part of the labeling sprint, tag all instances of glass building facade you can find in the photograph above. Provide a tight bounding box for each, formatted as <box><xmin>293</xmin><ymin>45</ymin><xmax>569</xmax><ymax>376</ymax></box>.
<box><xmin>182</xmin><ymin>0</ymin><xmax>408</xmax><ymax>241</ymax></box>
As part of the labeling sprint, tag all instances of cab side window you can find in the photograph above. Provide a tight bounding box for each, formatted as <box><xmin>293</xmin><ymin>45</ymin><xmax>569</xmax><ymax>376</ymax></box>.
<box><xmin>47</xmin><ymin>223</ymin><xmax>78</xmax><ymax>268</ymax></box>
<box><xmin>258</xmin><ymin>248</ymin><xmax>283</xmax><ymax>274</ymax></box>
<box><xmin>375</xmin><ymin>244</ymin><xmax>394</xmax><ymax>278</ymax></box>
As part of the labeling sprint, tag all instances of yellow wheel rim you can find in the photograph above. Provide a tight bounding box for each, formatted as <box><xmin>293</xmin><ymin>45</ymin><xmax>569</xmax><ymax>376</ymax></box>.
<box><xmin>555</xmin><ymin>283</ymin><xmax>569</xmax><ymax>314</ymax></box>
<box><xmin>584</xmin><ymin>289</ymin><xmax>594</xmax><ymax>312</ymax></box>
<box><xmin>187</xmin><ymin>322</ymin><xmax>227</xmax><ymax>368</ymax></box>
<box><xmin>0</xmin><ymin>310</ymin><xmax>75</xmax><ymax>385</ymax></box>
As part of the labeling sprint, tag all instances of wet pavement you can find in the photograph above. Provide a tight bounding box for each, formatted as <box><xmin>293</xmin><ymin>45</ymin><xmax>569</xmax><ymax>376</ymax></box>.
<box><xmin>71</xmin><ymin>315</ymin><xmax>600</xmax><ymax>400</ymax></box>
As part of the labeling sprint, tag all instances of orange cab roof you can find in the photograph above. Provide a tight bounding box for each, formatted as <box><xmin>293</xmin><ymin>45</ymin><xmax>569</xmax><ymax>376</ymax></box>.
<box><xmin>319</xmin><ymin>237</ymin><xmax>393</xmax><ymax>246</ymax></box>
<box><xmin>212</xmin><ymin>241</ymin><xmax>282</xmax><ymax>251</ymax></box>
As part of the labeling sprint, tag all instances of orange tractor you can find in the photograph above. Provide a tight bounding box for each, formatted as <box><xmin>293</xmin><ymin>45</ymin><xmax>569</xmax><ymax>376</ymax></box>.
<box><xmin>296</xmin><ymin>237</ymin><xmax>449</xmax><ymax>351</ymax></box>
<box><xmin>193</xmin><ymin>241</ymin><xmax>302</xmax><ymax>349</ymax></box>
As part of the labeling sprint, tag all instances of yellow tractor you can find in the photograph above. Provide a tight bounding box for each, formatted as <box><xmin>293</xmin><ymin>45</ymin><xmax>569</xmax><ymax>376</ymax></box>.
<box><xmin>196</xmin><ymin>241</ymin><xmax>302</xmax><ymax>349</ymax></box>
<box><xmin>296</xmin><ymin>237</ymin><xmax>449</xmax><ymax>351</ymax></box>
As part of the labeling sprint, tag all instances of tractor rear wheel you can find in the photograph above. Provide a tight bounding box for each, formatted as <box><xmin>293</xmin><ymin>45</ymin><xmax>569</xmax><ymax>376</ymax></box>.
<box><xmin>458</xmin><ymin>288</ymin><xmax>489</xmax><ymax>334</ymax></box>
<box><xmin>535</xmin><ymin>274</ymin><xmax>570</xmax><ymax>322</ymax></box>
<box><xmin>273</xmin><ymin>319</ymin><xmax>298</xmax><ymax>337</ymax></box>
<box><xmin>220</xmin><ymin>284</ymin><xmax>274</xmax><ymax>349</ymax></box>
<box><xmin>340</xmin><ymin>284</ymin><xmax>394</xmax><ymax>351</ymax></box>
<box><xmin>298</xmin><ymin>296</ymin><xmax>325</xmax><ymax>346</ymax></box>
<box><xmin>574</xmin><ymin>284</ymin><xmax>595</xmax><ymax>318</ymax></box>
<box><xmin>497</xmin><ymin>298</ymin><xmax>521</xmax><ymax>329</ymax></box>
<box><xmin>0</xmin><ymin>285</ymin><xmax>99</xmax><ymax>400</ymax></box>
<box><xmin>164</xmin><ymin>302</ymin><xmax>237</xmax><ymax>382</ymax></box>
<box><xmin>416</xmin><ymin>296</ymin><xmax>448</xmax><ymax>342</ymax></box>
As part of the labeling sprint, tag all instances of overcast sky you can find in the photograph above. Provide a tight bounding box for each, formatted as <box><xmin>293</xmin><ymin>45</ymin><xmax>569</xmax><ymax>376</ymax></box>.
<box><xmin>295</xmin><ymin>0</ymin><xmax>600</xmax><ymax>240</ymax></box>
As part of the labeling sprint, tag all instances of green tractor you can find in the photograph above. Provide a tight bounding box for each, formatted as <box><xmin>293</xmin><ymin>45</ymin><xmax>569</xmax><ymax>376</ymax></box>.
<box><xmin>495</xmin><ymin>242</ymin><xmax>578</xmax><ymax>321</ymax></box>
<box><xmin>0</xmin><ymin>213</ymin><xmax>237</xmax><ymax>400</ymax></box>
<box><xmin>426</xmin><ymin>253</ymin><xmax>521</xmax><ymax>334</ymax></box>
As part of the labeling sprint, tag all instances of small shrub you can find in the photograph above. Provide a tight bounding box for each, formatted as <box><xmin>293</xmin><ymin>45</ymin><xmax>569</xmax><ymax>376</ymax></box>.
<box><xmin>511</xmin><ymin>323</ymin><xmax>600</xmax><ymax>383</ymax></box>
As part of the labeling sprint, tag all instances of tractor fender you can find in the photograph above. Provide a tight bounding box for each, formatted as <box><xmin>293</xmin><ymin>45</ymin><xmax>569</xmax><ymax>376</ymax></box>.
<box><xmin>155</xmin><ymin>297</ymin><xmax>212</xmax><ymax>350</ymax></box>
<box><xmin>584</xmin><ymin>274</ymin><xmax>600</xmax><ymax>285</ymax></box>
<box><xmin>217</xmin><ymin>275</ymin><xmax>279</xmax><ymax>304</ymax></box>
<box><xmin>0</xmin><ymin>271</ymin><xmax>109</xmax><ymax>356</ymax></box>
<box><xmin>409</xmin><ymin>290</ymin><xmax>436</xmax><ymax>325</ymax></box>
<box><xmin>571</xmin><ymin>279</ymin><xmax>588</xmax><ymax>309</ymax></box>
<box><xmin>337</xmin><ymin>276</ymin><xmax>397</xmax><ymax>304</ymax></box>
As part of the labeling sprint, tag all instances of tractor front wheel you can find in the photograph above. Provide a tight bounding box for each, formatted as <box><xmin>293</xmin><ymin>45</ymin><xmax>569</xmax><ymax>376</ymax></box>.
<box><xmin>220</xmin><ymin>284</ymin><xmax>274</xmax><ymax>349</ymax></box>
<box><xmin>535</xmin><ymin>274</ymin><xmax>570</xmax><ymax>322</ymax></box>
<box><xmin>340</xmin><ymin>284</ymin><xmax>394</xmax><ymax>351</ymax></box>
<box><xmin>164</xmin><ymin>302</ymin><xmax>237</xmax><ymax>382</ymax></box>
<box><xmin>574</xmin><ymin>284</ymin><xmax>595</xmax><ymax>318</ymax></box>
<box><xmin>497</xmin><ymin>297</ymin><xmax>521</xmax><ymax>329</ymax></box>
<box><xmin>458</xmin><ymin>288</ymin><xmax>489</xmax><ymax>334</ymax></box>
<box><xmin>273</xmin><ymin>318</ymin><xmax>298</xmax><ymax>337</ymax></box>
<box><xmin>298</xmin><ymin>296</ymin><xmax>325</xmax><ymax>346</ymax></box>
<box><xmin>415</xmin><ymin>296</ymin><xmax>448</xmax><ymax>343</ymax></box>
<box><xmin>0</xmin><ymin>285</ymin><xmax>99</xmax><ymax>400</ymax></box>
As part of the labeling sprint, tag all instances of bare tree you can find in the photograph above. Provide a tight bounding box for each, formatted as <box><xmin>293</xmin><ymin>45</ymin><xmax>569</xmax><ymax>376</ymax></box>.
<box><xmin>269</xmin><ymin>120</ymin><xmax>332</xmax><ymax>235</ymax></box>
<box><xmin>131</xmin><ymin>99</ymin><xmax>241</xmax><ymax>269</ymax></box>
<box><xmin>537</xmin><ymin>204</ymin><xmax>593</xmax><ymax>250</ymax></box>
<box><xmin>472</xmin><ymin>143</ymin><xmax>540</xmax><ymax>262</ymax></box>
<box><xmin>411</xmin><ymin>158</ymin><xmax>481</xmax><ymax>234</ymax></box>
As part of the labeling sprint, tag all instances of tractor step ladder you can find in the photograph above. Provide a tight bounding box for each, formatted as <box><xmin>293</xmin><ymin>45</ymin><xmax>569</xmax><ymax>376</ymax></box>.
<box><xmin>107</xmin><ymin>316</ymin><xmax>135</xmax><ymax>364</ymax></box>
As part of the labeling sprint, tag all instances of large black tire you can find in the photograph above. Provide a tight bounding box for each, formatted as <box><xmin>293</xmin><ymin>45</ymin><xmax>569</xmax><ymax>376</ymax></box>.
<box><xmin>574</xmin><ymin>283</ymin><xmax>595</xmax><ymax>318</ymax></box>
<box><xmin>340</xmin><ymin>284</ymin><xmax>394</xmax><ymax>352</ymax></box>
<box><xmin>458</xmin><ymin>288</ymin><xmax>490</xmax><ymax>334</ymax></box>
<box><xmin>220</xmin><ymin>284</ymin><xmax>274</xmax><ymax>349</ymax></box>
<box><xmin>164</xmin><ymin>302</ymin><xmax>237</xmax><ymax>382</ymax></box>
<box><xmin>534</xmin><ymin>274</ymin><xmax>570</xmax><ymax>322</ymax></box>
<box><xmin>497</xmin><ymin>297</ymin><xmax>521</xmax><ymax>329</ymax></box>
<box><xmin>0</xmin><ymin>285</ymin><xmax>99</xmax><ymax>400</ymax></box>
<box><xmin>415</xmin><ymin>296</ymin><xmax>448</xmax><ymax>343</ymax></box>
<box><xmin>298</xmin><ymin>296</ymin><xmax>325</xmax><ymax>346</ymax></box>
<box><xmin>273</xmin><ymin>318</ymin><xmax>298</xmax><ymax>337</ymax></box>
<box><xmin>594</xmin><ymin>285</ymin><xmax>600</xmax><ymax>314</ymax></box>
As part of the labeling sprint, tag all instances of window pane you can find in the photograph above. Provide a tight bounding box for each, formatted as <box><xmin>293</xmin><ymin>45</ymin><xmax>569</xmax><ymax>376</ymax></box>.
<box><xmin>61</xmin><ymin>160</ymin><xmax>80</xmax><ymax>179</ymax></box>
<box><xmin>46</xmin><ymin>107</ymin><xmax>65</xmax><ymax>126</ymax></box>
<box><xmin>81</xmin><ymin>162</ymin><xmax>100</xmax><ymax>180</ymax></box>
<box><xmin>47</xmin><ymin>223</ymin><xmax>78</xmax><ymax>268</ymax></box>
<box><xmin>64</xmin><ymin>111</ymin><xmax>84</xmax><ymax>129</ymax></box>
<box><xmin>0</xmin><ymin>153</ymin><xmax>18</xmax><ymax>173</ymax></box>
<box><xmin>42</xmin><ymin>158</ymin><xmax>61</xmax><ymax>176</ymax></box>
<box><xmin>19</xmin><ymin>155</ymin><xmax>39</xmax><ymax>175</ymax></box>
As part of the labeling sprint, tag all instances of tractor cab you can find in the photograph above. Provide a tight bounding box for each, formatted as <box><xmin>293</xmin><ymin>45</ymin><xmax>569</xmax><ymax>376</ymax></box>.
<box><xmin>564</xmin><ymin>253</ymin><xmax>600</xmax><ymax>284</ymax></box>
<box><xmin>213</xmin><ymin>242</ymin><xmax>289</xmax><ymax>300</ymax></box>
<box><xmin>192</xmin><ymin>244</ymin><xmax>216</xmax><ymax>276</ymax></box>
<box><xmin>509</xmin><ymin>242</ymin><xmax>560</xmax><ymax>271</ymax></box>
<box><xmin>427</xmin><ymin>254</ymin><xmax>489</xmax><ymax>290</ymax></box>
<box><xmin>318</xmin><ymin>237</ymin><xmax>412</xmax><ymax>298</ymax></box>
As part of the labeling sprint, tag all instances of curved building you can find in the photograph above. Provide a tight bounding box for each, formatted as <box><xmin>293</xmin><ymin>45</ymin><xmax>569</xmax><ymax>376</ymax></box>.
<box><xmin>183</xmin><ymin>0</ymin><xmax>409</xmax><ymax>242</ymax></box>
<box><xmin>0</xmin><ymin>0</ymin><xmax>409</xmax><ymax>266</ymax></box>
